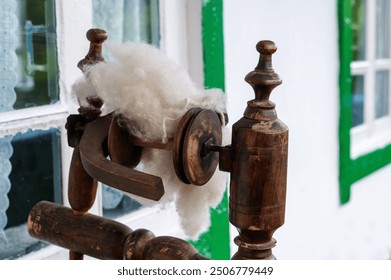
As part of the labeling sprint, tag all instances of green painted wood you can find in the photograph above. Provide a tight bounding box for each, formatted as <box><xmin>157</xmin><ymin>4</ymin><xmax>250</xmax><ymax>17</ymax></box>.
<box><xmin>202</xmin><ymin>0</ymin><xmax>225</xmax><ymax>91</ymax></box>
<box><xmin>338</xmin><ymin>0</ymin><xmax>391</xmax><ymax>204</ymax></box>
<box><xmin>338</xmin><ymin>0</ymin><xmax>354</xmax><ymax>204</ymax></box>
<box><xmin>191</xmin><ymin>0</ymin><xmax>230</xmax><ymax>260</ymax></box>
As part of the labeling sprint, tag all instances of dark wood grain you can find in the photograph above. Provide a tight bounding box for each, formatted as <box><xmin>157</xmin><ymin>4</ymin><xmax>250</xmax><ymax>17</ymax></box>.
<box><xmin>79</xmin><ymin>114</ymin><xmax>165</xmax><ymax>201</ymax></box>
<box><xmin>229</xmin><ymin>41</ymin><xmax>288</xmax><ymax>260</ymax></box>
<box><xmin>28</xmin><ymin>201</ymin><xmax>208</xmax><ymax>260</ymax></box>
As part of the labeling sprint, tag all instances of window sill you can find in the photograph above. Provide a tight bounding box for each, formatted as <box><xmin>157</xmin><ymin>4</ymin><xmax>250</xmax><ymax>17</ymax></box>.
<box><xmin>0</xmin><ymin>103</ymin><xmax>69</xmax><ymax>137</ymax></box>
<box><xmin>350</xmin><ymin>116</ymin><xmax>391</xmax><ymax>159</ymax></box>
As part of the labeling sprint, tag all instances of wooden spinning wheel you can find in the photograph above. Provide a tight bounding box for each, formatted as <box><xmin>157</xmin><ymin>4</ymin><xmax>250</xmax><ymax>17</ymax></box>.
<box><xmin>28</xmin><ymin>29</ymin><xmax>288</xmax><ymax>261</ymax></box>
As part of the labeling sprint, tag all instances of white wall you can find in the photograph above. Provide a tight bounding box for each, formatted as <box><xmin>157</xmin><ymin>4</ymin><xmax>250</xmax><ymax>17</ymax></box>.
<box><xmin>224</xmin><ymin>0</ymin><xmax>391</xmax><ymax>259</ymax></box>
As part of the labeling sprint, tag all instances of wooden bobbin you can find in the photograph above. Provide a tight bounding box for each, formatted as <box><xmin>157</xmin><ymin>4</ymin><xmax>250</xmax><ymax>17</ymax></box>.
<box><xmin>173</xmin><ymin>108</ymin><xmax>222</xmax><ymax>186</ymax></box>
<box><xmin>108</xmin><ymin>114</ymin><xmax>142</xmax><ymax>168</ymax></box>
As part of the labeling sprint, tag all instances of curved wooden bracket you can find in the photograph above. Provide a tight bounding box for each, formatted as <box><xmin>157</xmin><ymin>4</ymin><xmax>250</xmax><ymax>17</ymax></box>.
<box><xmin>79</xmin><ymin>114</ymin><xmax>165</xmax><ymax>201</ymax></box>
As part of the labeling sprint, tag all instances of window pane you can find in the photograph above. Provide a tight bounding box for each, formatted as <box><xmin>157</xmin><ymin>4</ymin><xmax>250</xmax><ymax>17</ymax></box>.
<box><xmin>93</xmin><ymin>0</ymin><xmax>160</xmax><ymax>45</ymax></box>
<box><xmin>0</xmin><ymin>128</ymin><xmax>62</xmax><ymax>259</ymax></box>
<box><xmin>123</xmin><ymin>0</ymin><xmax>160</xmax><ymax>45</ymax></box>
<box><xmin>352</xmin><ymin>75</ymin><xmax>365</xmax><ymax>127</ymax></box>
<box><xmin>102</xmin><ymin>185</ymin><xmax>142</xmax><ymax>219</ymax></box>
<box><xmin>376</xmin><ymin>0</ymin><xmax>390</xmax><ymax>59</ymax></box>
<box><xmin>351</xmin><ymin>0</ymin><xmax>366</xmax><ymax>61</ymax></box>
<box><xmin>13</xmin><ymin>0</ymin><xmax>59</xmax><ymax>110</ymax></box>
<box><xmin>375</xmin><ymin>70</ymin><xmax>389</xmax><ymax>119</ymax></box>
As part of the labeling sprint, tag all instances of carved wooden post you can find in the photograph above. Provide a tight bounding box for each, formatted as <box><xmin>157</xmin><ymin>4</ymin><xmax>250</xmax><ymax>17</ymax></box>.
<box><xmin>65</xmin><ymin>29</ymin><xmax>107</xmax><ymax>260</ymax></box>
<box><xmin>229</xmin><ymin>41</ymin><xmax>288</xmax><ymax>260</ymax></box>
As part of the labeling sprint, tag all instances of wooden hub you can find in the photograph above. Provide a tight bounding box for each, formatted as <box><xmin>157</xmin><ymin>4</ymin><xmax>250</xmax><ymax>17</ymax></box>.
<box><xmin>108</xmin><ymin>115</ymin><xmax>142</xmax><ymax>168</ymax></box>
<box><xmin>173</xmin><ymin>108</ymin><xmax>222</xmax><ymax>185</ymax></box>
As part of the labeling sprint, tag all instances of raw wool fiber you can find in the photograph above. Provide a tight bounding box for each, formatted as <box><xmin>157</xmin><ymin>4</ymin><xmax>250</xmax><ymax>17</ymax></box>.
<box><xmin>81</xmin><ymin>42</ymin><xmax>227</xmax><ymax>143</ymax></box>
<box><xmin>72</xmin><ymin>42</ymin><xmax>229</xmax><ymax>239</ymax></box>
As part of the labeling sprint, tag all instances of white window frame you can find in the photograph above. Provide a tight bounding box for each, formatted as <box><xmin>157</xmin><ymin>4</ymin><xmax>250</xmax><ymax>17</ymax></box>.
<box><xmin>7</xmin><ymin>0</ymin><xmax>204</xmax><ymax>260</ymax></box>
<box><xmin>350</xmin><ymin>0</ymin><xmax>391</xmax><ymax>159</ymax></box>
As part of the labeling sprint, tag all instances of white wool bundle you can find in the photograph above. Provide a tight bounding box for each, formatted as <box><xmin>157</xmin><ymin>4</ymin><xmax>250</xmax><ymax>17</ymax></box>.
<box><xmin>82</xmin><ymin>42</ymin><xmax>226</xmax><ymax>142</ymax></box>
<box><xmin>71</xmin><ymin>42</ymin><xmax>229</xmax><ymax>239</ymax></box>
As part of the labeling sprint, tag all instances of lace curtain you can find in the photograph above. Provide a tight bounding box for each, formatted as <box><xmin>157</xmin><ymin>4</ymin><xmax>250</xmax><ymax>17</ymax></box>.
<box><xmin>93</xmin><ymin>0</ymin><xmax>159</xmax><ymax>45</ymax></box>
<box><xmin>0</xmin><ymin>0</ymin><xmax>17</xmax><ymax>245</ymax></box>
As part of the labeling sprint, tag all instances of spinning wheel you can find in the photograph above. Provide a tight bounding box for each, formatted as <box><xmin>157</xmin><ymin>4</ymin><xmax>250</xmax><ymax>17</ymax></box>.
<box><xmin>27</xmin><ymin>29</ymin><xmax>288</xmax><ymax>261</ymax></box>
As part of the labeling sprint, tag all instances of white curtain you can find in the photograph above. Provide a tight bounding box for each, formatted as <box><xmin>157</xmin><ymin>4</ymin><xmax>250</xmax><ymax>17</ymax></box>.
<box><xmin>92</xmin><ymin>0</ymin><xmax>159</xmax><ymax>45</ymax></box>
<box><xmin>0</xmin><ymin>0</ymin><xmax>17</xmax><ymax>245</ymax></box>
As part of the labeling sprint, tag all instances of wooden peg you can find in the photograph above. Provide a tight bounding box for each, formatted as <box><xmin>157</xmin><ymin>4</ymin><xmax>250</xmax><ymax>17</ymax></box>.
<box><xmin>77</xmin><ymin>28</ymin><xmax>107</xmax><ymax>71</ymax></box>
<box><xmin>76</xmin><ymin>29</ymin><xmax>107</xmax><ymax>121</ymax></box>
<box><xmin>68</xmin><ymin>146</ymin><xmax>98</xmax><ymax>215</ymax></box>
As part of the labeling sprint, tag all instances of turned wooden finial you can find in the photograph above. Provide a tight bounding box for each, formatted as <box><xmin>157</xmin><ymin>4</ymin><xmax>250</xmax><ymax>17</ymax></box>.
<box><xmin>76</xmin><ymin>28</ymin><xmax>107</xmax><ymax>120</ymax></box>
<box><xmin>230</xmin><ymin>40</ymin><xmax>288</xmax><ymax>260</ymax></box>
<box><xmin>77</xmin><ymin>28</ymin><xmax>107</xmax><ymax>71</ymax></box>
<box><xmin>244</xmin><ymin>40</ymin><xmax>282</xmax><ymax>120</ymax></box>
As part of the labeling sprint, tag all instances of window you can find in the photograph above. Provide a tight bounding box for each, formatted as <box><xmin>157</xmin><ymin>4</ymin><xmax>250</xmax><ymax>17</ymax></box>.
<box><xmin>339</xmin><ymin>0</ymin><xmax>391</xmax><ymax>203</ymax></box>
<box><xmin>0</xmin><ymin>0</ymin><xmax>64</xmax><ymax>259</ymax></box>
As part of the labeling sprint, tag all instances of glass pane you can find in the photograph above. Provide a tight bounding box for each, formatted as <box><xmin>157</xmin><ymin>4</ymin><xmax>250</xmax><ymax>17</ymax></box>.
<box><xmin>351</xmin><ymin>0</ymin><xmax>366</xmax><ymax>61</ymax></box>
<box><xmin>123</xmin><ymin>0</ymin><xmax>160</xmax><ymax>45</ymax></box>
<box><xmin>102</xmin><ymin>185</ymin><xmax>142</xmax><ymax>219</ymax></box>
<box><xmin>352</xmin><ymin>75</ymin><xmax>365</xmax><ymax>127</ymax></box>
<box><xmin>0</xmin><ymin>128</ymin><xmax>62</xmax><ymax>259</ymax></box>
<box><xmin>93</xmin><ymin>0</ymin><xmax>160</xmax><ymax>45</ymax></box>
<box><xmin>12</xmin><ymin>0</ymin><xmax>59</xmax><ymax>110</ymax></box>
<box><xmin>375</xmin><ymin>70</ymin><xmax>389</xmax><ymax>118</ymax></box>
<box><xmin>376</xmin><ymin>0</ymin><xmax>390</xmax><ymax>59</ymax></box>
<box><xmin>92</xmin><ymin>0</ymin><xmax>160</xmax><ymax>218</ymax></box>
